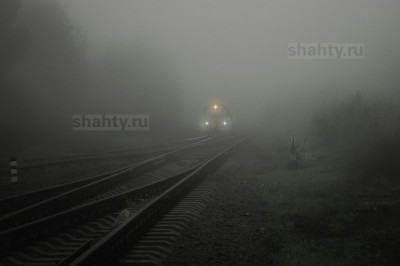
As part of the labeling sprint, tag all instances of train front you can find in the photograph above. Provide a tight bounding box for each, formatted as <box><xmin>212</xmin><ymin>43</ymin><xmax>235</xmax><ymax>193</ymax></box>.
<box><xmin>202</xmin><ymin>103</ymin><xmax>233</xmax><ymax>135</ymax></box>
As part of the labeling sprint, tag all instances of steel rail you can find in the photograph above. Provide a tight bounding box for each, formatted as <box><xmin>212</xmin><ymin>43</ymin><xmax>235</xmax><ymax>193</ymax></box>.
<box><xmin>0</xmin><ymin>164</ymin><xmax>136</xmax><ymax>217</ymax></box>
<box><xmin>0</xmin><ymin>136</ymin><xmax>218</xmax><ymax>230</ymax></box>
<box><xmin>69</xmin><ymin>136</ymin><xmax>248</xmax><ymax>266</ymax></box>
<box><xmin>0</xmin><ymin>165</ymin><xmax>201</xmax><ymax>255</ymax></box>
<box><xmin>14</xmin><ymin>136</ymin><xmax>208</xmax><ymax>169</ymax></box>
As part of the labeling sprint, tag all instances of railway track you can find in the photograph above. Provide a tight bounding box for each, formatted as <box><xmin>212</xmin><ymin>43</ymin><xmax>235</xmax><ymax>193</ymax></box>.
<box><xmin>0</xmin><ymin>136</ymin><xmax>211</xmax><ymax>220</ymax></box>
<box><xmin>0</xmin><ymin>135</ymin><xmax>247</xmax><ymax>265</ymax></box>
<box><xmin>0</xmin><ymin>136</ymin><xmax>208</xmax><ymax>177</ymax></box>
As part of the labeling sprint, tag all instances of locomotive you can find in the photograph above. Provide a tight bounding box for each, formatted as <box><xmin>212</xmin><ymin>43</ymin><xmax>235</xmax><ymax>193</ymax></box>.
<box><xmin>202</xmin><ymin>102</ymin><xmax>233</xmax><ymax>134</ymax></box>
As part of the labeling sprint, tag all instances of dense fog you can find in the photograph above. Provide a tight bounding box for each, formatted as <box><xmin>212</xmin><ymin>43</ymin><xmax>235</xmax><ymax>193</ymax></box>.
<box><xmin>1</xmin><ymin>2</ymin><xmax>400</xmax><ymax>264</ymax></box>
<box><xmin>1</xmin><ymin>0</ymin><xmax>400</xmax><ymax>155</ymax></box>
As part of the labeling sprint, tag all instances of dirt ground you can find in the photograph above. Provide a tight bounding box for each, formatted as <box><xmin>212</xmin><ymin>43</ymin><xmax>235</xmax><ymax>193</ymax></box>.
<box><xmin>166</xmin><ymin>143</ymin><xmax>275</xmax><ymax>265</ymax></box>
<box><xmin>166</xmin><ymin>135</ymin><xmax>400</xmax><ymax>266</ymax></box>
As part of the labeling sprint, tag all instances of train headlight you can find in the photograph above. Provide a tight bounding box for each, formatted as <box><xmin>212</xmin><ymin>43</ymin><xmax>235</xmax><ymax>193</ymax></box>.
<box><xmin>213</xmin><ymin>104</ymin><xmax>218</xmax><ymax>110</ymax></box>
<box><xmin>205</xmin><ymin>121</ymin><xmax>209</xmax><ymax>126</ymax></box>
<box><xmin>223</xmin><ymin>121</ymin><xmax>227</xmax><ymax>126</ymax></box>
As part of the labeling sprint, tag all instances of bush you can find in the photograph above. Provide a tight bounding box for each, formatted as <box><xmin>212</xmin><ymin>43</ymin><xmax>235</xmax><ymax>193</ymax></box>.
<box><xmin>345</xmin><ymin>132</ymin><xmax>400</xmax><ymax>180</ymax></box>
<box><xmin>313</xmin><ymin>90</ymin><xmax>400</xmax><ymax>180</ymax></box>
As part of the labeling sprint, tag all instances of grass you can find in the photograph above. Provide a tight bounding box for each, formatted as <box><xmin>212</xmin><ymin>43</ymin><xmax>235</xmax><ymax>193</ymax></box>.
<box><xmin>249</xmin><ymin>136</ymin><xmax>400</xmax><ymax>266</ymax></box>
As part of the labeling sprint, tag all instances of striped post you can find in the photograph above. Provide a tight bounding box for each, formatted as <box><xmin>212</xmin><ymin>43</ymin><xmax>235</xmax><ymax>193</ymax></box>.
<box><xmin>10</xmin><ymin>157</ymin><xmax>17</xmax><ymax>183</ymax></box>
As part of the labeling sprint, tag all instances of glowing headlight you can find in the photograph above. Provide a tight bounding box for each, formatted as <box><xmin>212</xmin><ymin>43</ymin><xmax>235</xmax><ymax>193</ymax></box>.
<box><xmin>205</xmin><ymin>121</ymin><xmax>209</xmax><ymax>126</ymax></box>
<box><xmin>223</xmin><ymin>121</ymin><xmax>227</xmax><ymax>126</ymax></box>
<box><xmin>213</xmin><ymin>104</ymin><xmax>218</xmax><ymax>110</ymax></box>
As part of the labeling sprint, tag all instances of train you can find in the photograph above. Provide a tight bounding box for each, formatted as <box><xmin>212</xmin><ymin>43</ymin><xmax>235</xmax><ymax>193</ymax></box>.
<box><xmin>201</xmin><ymin>102</ymin><xmax>234</xmax><ymax>135</ymax></box>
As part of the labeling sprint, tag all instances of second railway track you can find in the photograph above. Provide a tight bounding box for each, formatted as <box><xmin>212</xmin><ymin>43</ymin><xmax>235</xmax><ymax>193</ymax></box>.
<box><xmin>0</xmin><ymin>136</ymin><xmax>210</xmax><ymax>218</ymax></box>
<box><xmin>0</xmin><ymin>135</ymin><xmax>247</xmax><ymax>265</ymax></box>
<box><xmin>0</xmin><ymin>136</ymin><xmax>216</xmax><ymax>226</ymax></box>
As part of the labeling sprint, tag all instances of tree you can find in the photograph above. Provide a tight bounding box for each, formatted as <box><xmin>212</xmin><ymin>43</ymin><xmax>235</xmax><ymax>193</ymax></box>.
<box><xmin>0</xmin><ymin>0</ymin><xmax>29</xmax><ymax>155</ymax></box>
<box><xmin>10</xmin><ymin>0</ymin><xmax>87</xmax><ymax>148</ymax></box>
<box><xmin>90</xmin><ymin>44</ymin><xmax>183</xmax><ymax>135</ymax></box>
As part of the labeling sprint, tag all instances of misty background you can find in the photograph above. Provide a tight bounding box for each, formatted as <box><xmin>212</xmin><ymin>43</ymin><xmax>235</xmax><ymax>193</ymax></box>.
<box><xmin>1</xmin><ymin>0</ymin><xmax>400</xmax><ymax>157</ymax></box>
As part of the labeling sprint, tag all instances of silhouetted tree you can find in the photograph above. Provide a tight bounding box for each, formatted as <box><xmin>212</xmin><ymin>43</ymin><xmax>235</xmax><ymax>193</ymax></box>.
<box><xmin>0</xmin><ymin>0</ymin><xmax>30</xmax><ymax>155</ymax></box>
<box><xmin>90</xmin><ymin>44</ymin><xmax>183</xmax><ymax>135</ymax></box>
<box><xmin>11</xmin><ymin>0</ymin><xmax>87</xmax><ymax>147</ymax></box>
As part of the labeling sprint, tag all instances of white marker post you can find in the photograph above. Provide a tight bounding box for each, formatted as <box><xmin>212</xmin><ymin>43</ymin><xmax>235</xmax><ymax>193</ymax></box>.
<box><xmin>10</xmin><ymin>157</ymin><xmax>17</xmax><ymax>183</ymax></box>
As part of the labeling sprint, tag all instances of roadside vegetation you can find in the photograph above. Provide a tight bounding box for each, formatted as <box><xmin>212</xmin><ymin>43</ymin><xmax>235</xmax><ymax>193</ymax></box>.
<box><xmin>255</xmin><ymin>91</ymin><xmax>400</xmax><ymax>265</ymax></box>
<box><xmin>1</xmin><ymin>0</ymin><xmax>184</xmax><ymax>158</ymax></box>
<box><xmin>312</xmin><ymin>90</ymin><xmax>400</xmax><ymax>181</ymax></box>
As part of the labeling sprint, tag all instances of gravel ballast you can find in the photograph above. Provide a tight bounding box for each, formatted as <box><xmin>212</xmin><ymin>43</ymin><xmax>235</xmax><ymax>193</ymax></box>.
<box><xmin>166</xmin><ymin>141</ymin><xmax>276</xmax><ymax>265</ymax></box>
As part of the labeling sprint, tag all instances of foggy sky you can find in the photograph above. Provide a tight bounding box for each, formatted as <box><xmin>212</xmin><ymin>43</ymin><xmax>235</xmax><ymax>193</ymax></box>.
<box><xmin>62</xmin><ymin>0</ymin><xmax>400</xmax><ymax>131</ymax></box>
